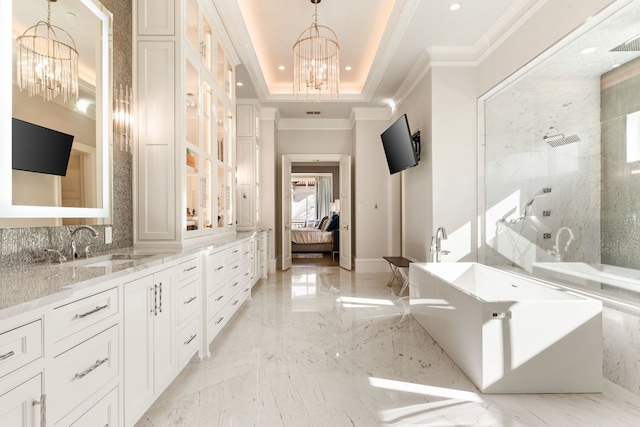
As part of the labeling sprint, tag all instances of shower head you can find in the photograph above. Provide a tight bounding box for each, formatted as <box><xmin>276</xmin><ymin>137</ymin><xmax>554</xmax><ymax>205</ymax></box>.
<box><xmin>543</xmin><ymin>133</ymin><xmax>580</xmax><ymax>148</ymax></box>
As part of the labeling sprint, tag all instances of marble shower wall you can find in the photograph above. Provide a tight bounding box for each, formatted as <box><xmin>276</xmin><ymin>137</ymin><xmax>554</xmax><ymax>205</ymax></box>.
<box><xmin>0</xmin><ymin>0</ymin><xmax>132</xmax><ymax>268</ymax></box>
<box><xmin>483</xmin><ymin>74</ymin><xmax>601</xmax><ymax>270</ymax></box>
<box><xmin>600</xmin><ymin>57</ymin><xmax>640</xmax><ymax>268</ymax></box>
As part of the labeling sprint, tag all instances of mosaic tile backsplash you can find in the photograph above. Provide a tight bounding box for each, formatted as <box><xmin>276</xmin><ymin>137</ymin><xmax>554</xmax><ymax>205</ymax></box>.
<box><xmin>0</xmin><ymin>0</ymin><xmax>133</xmax><ymax>269</ymax></box>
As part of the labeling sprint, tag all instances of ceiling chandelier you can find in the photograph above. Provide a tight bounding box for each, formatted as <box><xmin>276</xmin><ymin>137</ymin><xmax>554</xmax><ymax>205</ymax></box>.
<box><xmin>293</xmin><ymin>0</ymin><xmax>340</xmax><ymax>101</ymax></box>
<box><xmin>16</xmin><ymin>0</ymin><xmax>79</xmax><ymax>103</ymax></box>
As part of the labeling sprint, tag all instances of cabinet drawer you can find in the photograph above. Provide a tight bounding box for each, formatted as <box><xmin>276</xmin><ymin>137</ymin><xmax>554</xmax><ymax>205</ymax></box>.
<box><xmin>48</xmin><ymin>325</ymin><xmax>119</xmax><ymax>423</ymax></box>
<box><xmin>177</xmin><ymin>279</ymin><xmax>198</xmax><ymax>324</ymax></box>
<box><xmin>177</xmin><ymin>318</ymin><xmax>199</xmax><ymax>367</ymax></box>
<box><xmin>51</xmin><ymin>288</ymin><xmax>118</xmax><ymax>343</ymax></box>
<box><xmin>0</xmin><ymin>320</ymin><xmax>42</xmax><ymax>379</ymax></box>
<box><xmin>207</xmin><ymin>310</ymin><xmax>229</xmax><ymax>343</ymax></box>
<box><xmin>206</xmin><ymin>250</ymin><xmax>225</xmax><ymax>290</ymax></box>
<box><xmin>177</xmin><ymin>256</ymin><xmax>199</xmax><ymax>282</ymax></box>
<box><xmin>227</xmin><ymin>258</ymin><xmax>241</xmax><ymax>277</ymax></box>
<box><xmin>226</xmin><ymin>243</ymin><xmax>241</xmax><ymax>261</ymax></box>
<box><xmin>66</xmin><ymin>387</ymin><xmax>118</xmax><ymax>427</ymax></box>
<box><xmin>207</xmin><ymin>286</ymin><xmax>229</xmax><ymax>320</ymax></box>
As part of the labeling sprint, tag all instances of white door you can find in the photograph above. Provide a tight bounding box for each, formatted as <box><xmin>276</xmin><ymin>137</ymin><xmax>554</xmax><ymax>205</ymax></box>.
<box><xmin>339</xmin><ymin>155</ymin><xmax>352</xmax><ymax>270</ymax></box>
<box><xmin>152</xmin><ymin>268</ymin><xmax>175</xmax><ymax>394</ymax></box>
<box><xmin>281</xmin><ymin>155</ymin><xmax>292</xmax><ymax>270</ymax></box>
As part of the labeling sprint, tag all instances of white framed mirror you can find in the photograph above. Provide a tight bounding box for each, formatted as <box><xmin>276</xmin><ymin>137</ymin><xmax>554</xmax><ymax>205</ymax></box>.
<box><xmin>0</xmin><ymin>0</ymin><xmax>112</xmax><ymax>224</ymax></box>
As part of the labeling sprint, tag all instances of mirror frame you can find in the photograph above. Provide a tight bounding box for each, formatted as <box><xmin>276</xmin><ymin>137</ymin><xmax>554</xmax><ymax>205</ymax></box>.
<box><xmin>0</xmin><ymin>0</ymin><xmax>112</xmax><ymax>219</ymax></box>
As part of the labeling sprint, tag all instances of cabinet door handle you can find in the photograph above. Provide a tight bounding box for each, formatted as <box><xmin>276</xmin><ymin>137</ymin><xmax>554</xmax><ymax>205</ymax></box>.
<box><xmin>232</xmin><ymin>299</ymin><xmax>239</xmax><ymax>306</ymax></box>
<box><xmin>74</xmin><ymin>357</ymin><xmax>109</xmax><ymax>380</ymax></box>
<box><xmin>159</xmin><ymin>282</ymin><xmax>163</xmax><ymax>313</ymax></box>
<box><xmin>152</xmin><ymin>286</ymin><xmax>158</xmax><ymax>315</ymax></box>
<box><xmin>0</xmin><ymin>350</ymin><xmax>15</xmax><ymax>361</ymax></box>
<box><xmin>232</xmin><ymin>281</ymin><xmax>239</xmax><ymax>287</ymax></box>
<box><xmin>214</xmin><ymin>295</ymin><xmax>224</xmax><ymax>302</ymax></box>
<box><xmin>184</xmin><ymin>266</ymin><xmax>197</xmax><ymax>272</ymax></box>
<box><xmin>215</xmin><ymin>316</ymin><xmax>224</xmax><ymax>325</ymax></box>
<box><xmin>184</xmin><ymin>296</ymin><xmax>197</xmax><ymax>305</ymax></box>
<box><xmin>32</xmin><ymin>394</ymin><xmax>46</xmax><ymax>427</ymax></box>
<box><xmin>184</xmin><ymin>334</ymin><xmax>197</xmax><ymax>345</ymax></box>
<box><xmin>232</xmin><ymin>265</ymin><xmax>239</xmax><ymax>270</ymax></box>
<box><xmin>74</xmin><ymin>304</ymin><xmax>109</xmax><ymax>320</ymax></box>
<box><xmin>215</xmin><ymin>266</ymin><xmax>224</xmax><ymax>271</ymax></box>
<box><xmin>232</xmin><ymin>249</ymin><xmax>239</xmax><ymax>253</ymax></box>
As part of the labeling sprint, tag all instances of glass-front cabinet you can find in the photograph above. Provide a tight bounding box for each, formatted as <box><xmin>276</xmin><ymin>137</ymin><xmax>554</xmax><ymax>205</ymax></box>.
<box><xmin>183</xmin><ymin>0</ymin><xmax>235</xmax><ymax>238</ymax></box>
<box><xmin>135</xmin><ymin>0</ymin><xmax>238</xmax><ymax>244</ymax></box>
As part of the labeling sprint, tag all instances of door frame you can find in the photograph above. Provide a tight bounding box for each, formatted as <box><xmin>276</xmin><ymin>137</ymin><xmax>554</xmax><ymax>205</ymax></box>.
<box><xmin>281</xmin><ymin>154</ymin><xmax>352</xmax><ymax>270</ymax></box>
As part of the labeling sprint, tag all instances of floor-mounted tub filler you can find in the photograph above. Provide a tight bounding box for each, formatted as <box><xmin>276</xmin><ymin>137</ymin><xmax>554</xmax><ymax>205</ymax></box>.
<box><xmin>409</xmin><ymin>262</ymin><xmax>602</xmax><ymax>393</ymax></box>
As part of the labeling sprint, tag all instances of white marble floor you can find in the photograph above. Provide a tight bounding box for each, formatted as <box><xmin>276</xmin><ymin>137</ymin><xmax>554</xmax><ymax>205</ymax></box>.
<box><xmin>136</xmin><ymin>267</ymin><xmax>640</xmax><ymax>426</ymax></box>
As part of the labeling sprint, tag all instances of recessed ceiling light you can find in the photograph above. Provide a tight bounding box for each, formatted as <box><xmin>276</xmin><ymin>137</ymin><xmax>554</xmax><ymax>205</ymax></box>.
<box><xmin>278</xmin><ymin>65</ymin><xmax>285</xmax><ymax>71</ymax></box>
<box><xmin>580</xmin><ymin>46</ymin><xmax>597</xmax><ymax>55</ymax></box>
<box><xmin>450</xmin><ymin>3</ymin><xmax>461</xmax><ymax>11</ymax></box>
<box><xmin>345</xmin><ymin>66</ymin><xmax>352</xmax><ymax>71</ymax></box>
<box><xmin>236</xmin><ymin>82</ymin><xmax>244</xmax><ymax>87</ymax></box>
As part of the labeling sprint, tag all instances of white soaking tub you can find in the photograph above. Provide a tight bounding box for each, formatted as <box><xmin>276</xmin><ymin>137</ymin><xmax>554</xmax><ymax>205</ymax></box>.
<box><xmin>409</xmin><ymin>262</ymin><xmax>602</xmax><ymax>393</ymax></box>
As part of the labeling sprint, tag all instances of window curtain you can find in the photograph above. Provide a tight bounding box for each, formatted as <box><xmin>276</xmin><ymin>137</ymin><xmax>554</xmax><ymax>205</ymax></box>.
<box><xmin>315</xmin><ymin>176</ymin><xmax>332</xmax><ymax>219</ymax></box>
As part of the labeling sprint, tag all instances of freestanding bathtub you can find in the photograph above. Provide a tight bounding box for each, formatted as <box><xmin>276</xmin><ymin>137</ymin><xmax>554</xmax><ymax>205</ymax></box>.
<box><xmin>409</xmin><ymin>262</ymin><xmax>602</xmax><ymax>393</ymax></box>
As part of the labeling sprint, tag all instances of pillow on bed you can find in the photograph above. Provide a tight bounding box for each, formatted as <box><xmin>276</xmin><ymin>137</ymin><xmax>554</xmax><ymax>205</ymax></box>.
<box><xmin>317</xmin><ymin>216</ymin><xmax>329</xmax><ymax>229</ymax></box>
<box><xmin>326</xmin><ymin>214</ymin><xmax>339</xmax><ymax>231</ymax></box>
<box><xmin>321</xmin><ymin>216</ymin><xmax>332</xmax><ymax>231</ymax></box>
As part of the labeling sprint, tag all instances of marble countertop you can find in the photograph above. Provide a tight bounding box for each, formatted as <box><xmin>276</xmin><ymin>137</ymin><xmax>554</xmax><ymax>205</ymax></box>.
<box><xmin>0</xmin><ymin>231</ymin><xmax>265</xmax><ymax>321</ymax></box>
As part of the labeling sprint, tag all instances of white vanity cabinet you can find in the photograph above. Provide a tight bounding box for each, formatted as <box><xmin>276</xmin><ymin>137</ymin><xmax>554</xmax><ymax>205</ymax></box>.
<box><xmin>135</xmin><ymin>0</ymin><xmax>239</xmax><ymax>246</ymax></box>
<box><xmin>0</xmin><ymin>317</ymin><xmax>44</xmax><ymax>427</ymax></box>
<box><xmin>0</xmin><ymin>373</ymin><xmax>43</xmax><ymax>427</ymax></box>
<box><xmin>175</xmin><ymin>256</ymin><xmax>201</xmax><ymax>368</ymax></box>
<box><xmin>123</xmin><ymin>267</ymin><xmax>176</xmax><ymax>426</ymax></box>
<box><xmin>46</xmin><ymin>285</ymin><xmax>120</xmax><ymax>426</ymax></box>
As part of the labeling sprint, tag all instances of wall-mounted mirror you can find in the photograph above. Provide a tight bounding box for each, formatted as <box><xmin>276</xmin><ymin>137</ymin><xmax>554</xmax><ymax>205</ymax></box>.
<box><xmin>481</xmin><ymin>0</ymin><xmax>640</xmax><ymax>304</ymax></box>
<box><xmin>0</xmin><ymin>0</ymin><xmax>112</xmax><ymax>227</ymax></box>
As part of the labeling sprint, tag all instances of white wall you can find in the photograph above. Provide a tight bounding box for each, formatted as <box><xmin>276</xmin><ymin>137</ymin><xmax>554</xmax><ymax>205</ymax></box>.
<box><xmin>352</xmin><ymin>109</ymin><xmax>392</xmax><ymax>271</ymax></box>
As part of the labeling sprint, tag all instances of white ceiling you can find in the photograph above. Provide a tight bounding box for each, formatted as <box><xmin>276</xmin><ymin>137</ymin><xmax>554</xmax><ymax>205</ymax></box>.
<box><xmin>217</xmin><ymin>0</ymin><xmax>541</xmax><ymax>119</ymax></box>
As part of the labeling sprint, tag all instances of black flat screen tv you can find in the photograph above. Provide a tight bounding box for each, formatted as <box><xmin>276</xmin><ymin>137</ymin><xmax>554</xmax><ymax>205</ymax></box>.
<box><xmin>12</xmin><ymin>118</ymin><xmax>74</xmax><ymax>176</ymax></box>
<box><xmin>380</xmin><ymin>114</ymin><xmax>419</xmax><ymax>175</ymax></box>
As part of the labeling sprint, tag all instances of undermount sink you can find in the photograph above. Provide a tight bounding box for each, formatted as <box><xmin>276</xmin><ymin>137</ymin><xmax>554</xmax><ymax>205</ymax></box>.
<box><xmin>63</xmin><ymin>253</ymin><xmax>156</xmax><ymax>268</ymax></box>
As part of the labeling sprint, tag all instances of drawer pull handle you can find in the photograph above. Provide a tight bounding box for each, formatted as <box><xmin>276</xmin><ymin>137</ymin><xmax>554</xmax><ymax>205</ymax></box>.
<box><xmin>32</xmin><ymin>394</ymin><xmax>46</xmax><ymax>427</ymax></box>
<box><xmin>184</xmin><ymin>334</ymin><xmax>197</xmax><ymax>345</ymax></box>
<box><xmin>184</xmin><ymin>265</ymin><xmax>197</xmax><ymax>272</ymax></box>
<box><xmin>215</xmin><ymin>316</ymin><xmax>225</xmax><ymax>325</ymax></box>
<box><xmin>74</xmin><ymin>304</ymin><xmax>109</xmax><ymax>320</ymax></box>
<box><xmin>232</xmin><ymin>299</ymin><xmax>239</xmax><ymax>306</ymax></box>
<box><xmin>184</xmin><ymin>296</ymin><xmax>197</xmax><ymax>305</ymax></box>
<box><xmin>233</xmin><ymin>249</ymin><xmax>239</xmax><ymax>253</ymax></box>
<box><xmin>74</xmin><ymin>357</ymin><xmax>109</xmax><ymax>380</ymax></box>
<box><xmin>244</xmin><ymin>272</ymin><xmax>249</xmax><ymax>277</ymax></box>
<box><xmin>215</xmin><ymin>266</ymin><xmax>224</xmax><ymax>271</ymax></box>
<box><xmin>244</xmin><ymin>288</ymin><xmax>250</xmax><ymax>293</ymax></box>
<box><xmin>232</xmin><ymin>282</ymin><xmax>239</xmax><ymax>287</ymax></box>
<box><xmin>214</xmin><ymin>295</ymin><xmax>224</xmax><ymax>302</ymax></box>
<box><xmin>0</xmin><ymin>350</ymin><xmax>15</xmax><ymax>361</ymax></box>
<box><xmin>232</xmin><ymin>265</ymin><xmax>239</xmax><ymax>270</ymax></box>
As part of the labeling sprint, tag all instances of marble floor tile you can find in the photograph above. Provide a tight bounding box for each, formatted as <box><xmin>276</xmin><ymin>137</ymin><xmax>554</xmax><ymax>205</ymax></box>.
<box><xmin>136</xmin><ymin>267</ymin><xmax>640</xmax><ymax>426</ymax></box>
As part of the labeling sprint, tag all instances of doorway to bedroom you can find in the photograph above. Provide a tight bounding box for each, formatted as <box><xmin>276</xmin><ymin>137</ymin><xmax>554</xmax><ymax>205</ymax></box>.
<box><xmin>290</xmin><ymin>169</ymin><xmax>339</xmax><ymax>267</ymax></box>
<box><xmin>282</xmin><ymin>154</ymin><xmax>352</xmax><ymax>271</ymax></box>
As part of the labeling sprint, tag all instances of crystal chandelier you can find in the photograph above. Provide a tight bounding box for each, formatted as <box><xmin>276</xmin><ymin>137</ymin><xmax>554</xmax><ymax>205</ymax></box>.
<box><xmin>293</xmin><ymin>0</ymin><xmax>340</xmax><ymax>101</ymax></box>
<box><xmin>16</xmin><ymin>0</ymin><xmax>79</xmax><ymax>103</ymax></box>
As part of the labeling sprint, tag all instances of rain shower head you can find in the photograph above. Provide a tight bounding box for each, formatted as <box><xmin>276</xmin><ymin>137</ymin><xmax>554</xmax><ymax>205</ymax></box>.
<box><xmin>543</xmin><ymin>133</ymin><xmax>581</xmax><ymax>148</ymax></box>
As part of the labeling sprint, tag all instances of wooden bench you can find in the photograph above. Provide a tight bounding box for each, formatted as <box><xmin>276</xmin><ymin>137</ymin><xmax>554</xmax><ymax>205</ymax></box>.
<box><xmin>383</xmin><ymin>256</ymin><xmax>411</xmax><ymax>296</ymax></box>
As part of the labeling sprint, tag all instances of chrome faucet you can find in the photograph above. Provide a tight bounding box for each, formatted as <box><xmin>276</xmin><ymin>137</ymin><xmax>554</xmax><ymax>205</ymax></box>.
<box><xmin>430</xmin><ymin>226</ymin><xmax>450</xmax><ymax>262</ymax></box>
<box><xmin>70</xmin><ymin>225</ymin><xmax>99</xmax><ymax>259</ymax></box>
<box><xmin>548</xmin><ymin>227</ymin><xmax>575</xmax><ymax>262</ymax></box>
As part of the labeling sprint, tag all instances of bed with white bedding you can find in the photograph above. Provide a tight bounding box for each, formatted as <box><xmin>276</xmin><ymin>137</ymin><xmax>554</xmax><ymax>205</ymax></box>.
<box><xmin>291</xmin><ymin>228</ymin><xmax>334</xmax><ymax>253</ymax></box>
